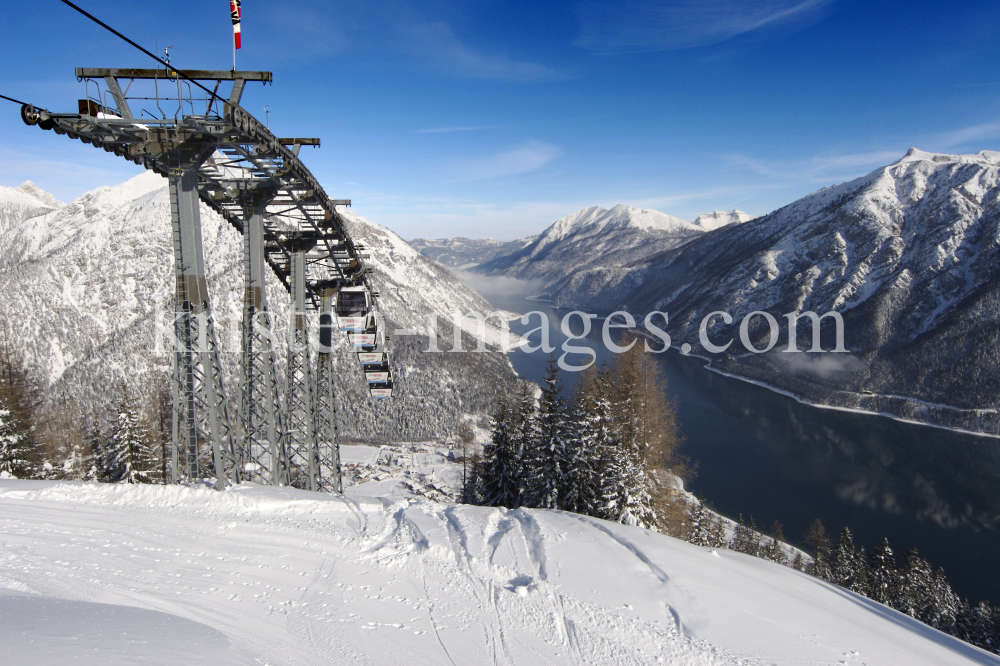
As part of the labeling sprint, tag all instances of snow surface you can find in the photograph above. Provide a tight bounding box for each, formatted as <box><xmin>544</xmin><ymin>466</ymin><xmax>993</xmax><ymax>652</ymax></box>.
<box><xmin>1</xmin><ymin>479</ymin><xmax>995</xmax><ymax>666</ymax></box>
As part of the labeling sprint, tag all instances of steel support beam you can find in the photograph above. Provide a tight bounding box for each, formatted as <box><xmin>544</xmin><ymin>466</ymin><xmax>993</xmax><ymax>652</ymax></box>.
<box><xmin>284</xmin><ymin>246</ymin><xmax>319</xmax><ymax>490</ymax></box>
<box><xmin>169</xmin><ymin>167</ymin><xmax>239</xmax><ymax>488</ymax></box>
<box><xmin>238</xmin><ymin>198</ymin><xmax>285</xmax><ymax>485</ymax></box>
<box><xmin>316</xmin><ymin>290</ymin><xmax>343</xmax><ymax>493</ymax></box>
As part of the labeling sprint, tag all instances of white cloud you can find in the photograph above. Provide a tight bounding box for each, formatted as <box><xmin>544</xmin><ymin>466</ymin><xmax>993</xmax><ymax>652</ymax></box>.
<box><xmin>452</xmin><ymin>140</ymin><xmax>562</xmax><ymax>182</ymax></box>
<box><xmin>576</xmin><ymin>0</ymin><xmax>832</xmax><ymax>52</ymax></box>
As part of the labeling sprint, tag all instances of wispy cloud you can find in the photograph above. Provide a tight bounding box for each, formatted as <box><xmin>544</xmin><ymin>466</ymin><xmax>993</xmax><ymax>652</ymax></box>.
<box><xmin>576</xmin><ymin>0</ymin><xmax>833</xmax><ymax>52</ymax></box>
<box><xmin>399</xmin><ymin>21</ymin><xmax>560</xmax><ymax>81</ymax></box>
<box><xmin>412</xmin><ymin>125</ymin><xmax>507</xmax><ymax>134</ymax></box>
<box><xmin>267</xmin><ymin>1</ymin><xmax>560</xmax><ymax>81</ymax></box>
<box><xmin>452</xmin><ymin>140</ymin><xmax>562</xmax><ymax>182</ymax></box>
<box><xmin>723</xmin><ymin>149</ymin><xmax>903</xmax><ymax>182</ymax></box>
<box><xmin>935</xmin><ymin>119</ymin><xmax>1000</xmax><ymax>149</ymax></box>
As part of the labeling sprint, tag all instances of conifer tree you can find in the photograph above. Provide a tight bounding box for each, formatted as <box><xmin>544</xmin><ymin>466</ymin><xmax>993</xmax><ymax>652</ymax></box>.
<box><xmin>105</xmin><ymin>385</ymin><xmax>155</xmax><ymax>484</ymax></box>
<box><xmin>0</xmin><ymin>334</ymin><xmax>37</xmax><ymax>478</ymax></box>
<box><xmin>86</xmin><ymin>418</ymin><xmax>108</xmax><ymax>482</ymax></box>
<box><xmin>522</xmin><ymin>356</ymin><xmax>567</xmax><ymax>509</ymax></box>
<box><xmin>708</xmin><ymin>515</ymin><xmax>729</xmax><ymax>550</ymax></box>
<box><xmin>605</xmin><ymin>340</ymin><xmax>682</xmax><ymax>530</ymax></box>
<box><xmin>745</xmin><ymin>515</ymin><xmax>763</xmax><ymax>557</ymax></box>
<box><xmin>0</xmin><ymin>404</ymin><xmax>32</xmax><ymax>478</ymax></box>
<box><xmin>731</xmin><ymin>514</ymin><xmax>751</xmax><ymax>553</ymax></box>
<box><xmin>791</xmin><ymin>552</ymin><xmax>806</xmax><ymax>571</ymax></box>
<box><xmin>832</xmin><ymin>527</ymin><xmax>858</xmax><ymax>590</ymax></box>
<box><xmin>475</xmin><ymin>384</ymin><xmax>525</xmax><ymax>509</ymax></box>
<box><xmin>928</xmin><ymin>568</ymin><xmax>960</xmax><ymax>632</ymax></box>
<box><xmin>559</xmin><ymin>382</ymin><xmax>599</xmax><ymax>516</ymax></box>
<box><xmin>803</xmin><ymin>519</ymin><xmax>832</xmax><ymax>580</ymax></box>
<box><xmin>897</xmin><ymin>548</ymin><xmax>934</xmax><ymax>620</ymax></box>
<box><xmin>852</xmin><ymin>545</ymin><xmax>870</xmax><ymax>595</ymax></box>
<box><xmin>763</xmin><ymin>521</ymin><xmax>787</xmax><ymax>564</ymax></box>
<box><xmin>687</xmin><ymin>499</ymin><xmax>714</xmax><ymax>547</ymax></box>
<box><xmin>867</xmin><ymin>538</ymin><xmax>899</xmax><ymax>605</ymax></box>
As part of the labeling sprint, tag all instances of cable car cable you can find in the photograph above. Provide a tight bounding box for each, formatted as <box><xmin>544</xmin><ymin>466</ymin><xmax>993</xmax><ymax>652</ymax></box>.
<box><xmin>1</xmin><ymin>94</ymin><xmax>30</xmax><ymax>106</ymax></box>
<box><xmin>57</xmin><ymin>0</ymin><xmax>229</xmax><ymax>106</ymax></box>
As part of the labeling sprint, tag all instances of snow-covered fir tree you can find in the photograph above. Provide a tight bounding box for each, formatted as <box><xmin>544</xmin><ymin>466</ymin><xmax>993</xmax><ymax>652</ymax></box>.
<box><xmin>522</xmin><ymin>356</ymin><xmax>567</xmax><ymax>509</ymax></box>
<box><xmin>763</xmin><ymin>521</ymin><xmax>787</xmax><ymax>564</ymax></box>
<box><xmin>928</xmin><ymin>568</ymin><xmax>960</xmax><ymax>632</ymax></box>
<box><xmin>730</xmin><ymin>514</ymin><xmax>750</xmax><ymax>553</ymax></box>
<box><xmin>104</xmin><ymin>385</ymin><xmax>155</xmax><ymax>484</ymax></box>
<box><xmin>832</xmin><ymin>527</ymin><xmax>858</xmax><ymax>590</ymax></box>
<box><xmin>0</xmin><ymin>405</ymin><xmax>32</xmax><ymax>478</ymax></box>
<box><xmin>687</xmin><ymin>499</ymin><xmax>714</xmax><ymax>547</ymax></box>
<box><xmin>897</xmin><ymin>548</ymin><xmax>935</xmax><ymax>621</ymax></box>
<box><xmin>867</xmin><ymin>538</ymin><xmax>899</xmax><ymax>605</ymax></box>
<box><xmin>473</xmin><ymin>383</ymin><xmax>526</xmax><ymax>509</ymax></box>
<box><xmin>0</xmin><ymin>337</ymin><xmax>36</xmax><ymax>478</ymax></box>
<box><xmin>557</xmin><ymin>396</ymin><xmax>596</xmax><ymax>515</ymax></box>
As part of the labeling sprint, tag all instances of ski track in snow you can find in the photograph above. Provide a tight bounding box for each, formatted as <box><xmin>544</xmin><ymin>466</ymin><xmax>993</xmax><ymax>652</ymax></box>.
<box><xmin>1</xmin><ymin>480</ymin><xmax>997</xmax><ymax>666</ymax></box>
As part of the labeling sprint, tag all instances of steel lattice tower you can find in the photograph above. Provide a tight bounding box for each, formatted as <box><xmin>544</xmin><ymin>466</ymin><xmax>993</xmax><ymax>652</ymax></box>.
<box><xmin>315</xmin><ymin>290</ymin><xmax>343</xmax><ymax>493</ymax></box>
<box><xmin>18</xmin><ymin>66</ymin><xmax>395</xmax><ymax>491</ymax></box>
<box><xmin>284</xmin><ymin>242</ymin><xmax>319</xmax><ymax>490</ymax></box>
<box><xmin>169</xmin><ymin>168</ymin><xmax>241</xmax><ymax>486</ymax></box>
<box><xmin>238</xmin><ymin>198</ymin><xmax>285</xmax><ymax>485</ymax></box>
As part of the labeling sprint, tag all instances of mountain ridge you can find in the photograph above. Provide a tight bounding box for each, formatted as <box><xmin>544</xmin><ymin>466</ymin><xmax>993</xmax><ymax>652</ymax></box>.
<box><xmin>552</xmin><ymin>149</ymin><xmax>1000</xmax><ymax>433</ymax></box>
<box><xmin>0</xmin><ymin>173</ymin><xmax>517</xmax><ymax>441</ymax></box>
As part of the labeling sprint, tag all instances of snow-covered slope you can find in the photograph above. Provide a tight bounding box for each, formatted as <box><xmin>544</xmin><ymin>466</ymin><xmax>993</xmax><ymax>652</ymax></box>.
<box><xmin>0</xmin><ymin>174</ymin><xmax>518</xmax><ymax>440</ymax></box>
<box><xmin>691</xmin><ymin>209</ymin><xmax>755</xmax><ymax>231</ymax></box>
<box><xmin>408</xmin><ymin>235</ymin><xmax>537</xmax><ymax>269</ymax></box>
<box><xmin>472</xmin><ymin>204</ymin><xmax>704</xmax><ymax>288</ymax></box>
<box><xmin>1</xmin><ymin>479</ymin><xmax>994</xmax><ymax>666</ymax></box>
<box><xmin>556</xmin><ymin>149</ymin><xmax>1000</xmax><ymax>433</ymax></box>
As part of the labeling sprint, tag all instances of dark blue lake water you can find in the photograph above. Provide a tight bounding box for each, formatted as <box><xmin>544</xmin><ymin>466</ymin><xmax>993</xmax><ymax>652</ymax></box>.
<box><xmin>467</xmin><ymin>273</ymin><xmax>1000</xmax><ymax>605</ymax></box>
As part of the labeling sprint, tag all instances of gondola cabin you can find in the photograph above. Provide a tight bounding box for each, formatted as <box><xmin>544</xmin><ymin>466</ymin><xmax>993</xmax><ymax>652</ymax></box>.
<box><xmin>365</xmin><ymin>363</ymin><xmax>391</xmax><ymax>384</ymax></box>
<box><xmin>336</xmin><ymin>287</ymin><xmax>371</xmax><ymax>331</ymax></box>
<box><xmin>347</xmin><ymin>331</ymin><xmax>378</xmax><ymax>348</ymax></box>
<box><xmin>369</xmin><ymin>383</ymin><xmax>393</xmax><ymax>399</ymax></box>
<box><xmin>357</xmin><ymin>351</ymin><xmax>387</xmax><ymax>365</ymax></box>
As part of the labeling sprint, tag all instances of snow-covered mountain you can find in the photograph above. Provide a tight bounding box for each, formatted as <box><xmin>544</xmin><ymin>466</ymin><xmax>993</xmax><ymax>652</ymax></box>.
<box><xmin>692</xmin><ymin>209</ymin><xmax>755</xmax><ymax>230</ymax></box>
<box><xmin>0</xmin><ymin>173</ymin><xmax>518</xmax><ymax>441</ymax></box>
<box><xmin>554</xmin><ymin>149</ymin><xmax>1000</xmax><ymax>433</ymax></box>
<box><xmin>409</xmin><ymin>206</ymin><xmax>752</xmax><ymax>282</ymax></box>
<box><xmin>1</xmin><ymin>479</ymin><xmax>991</xmax><ymax>666</ymax></box>
<box><xmin>0</xmin><ymin>182</ymin><xmax>63</xmax><ymax>239</ymax></box>
<box><xmin>470</xmin><ymin>204</ymin><xmax>706</xmax><ymax>289</ymax></box>
<box><xmin>407</xmin><ymin>235</ymin><xmax>537</xmax><ymax>269</ymax></box>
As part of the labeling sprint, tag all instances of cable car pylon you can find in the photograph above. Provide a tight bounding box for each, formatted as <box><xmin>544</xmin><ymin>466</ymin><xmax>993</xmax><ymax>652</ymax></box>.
<box><xmin>16</xmin><ymin>67</ymin><xmax>394</xmax><ymax>491</ymax></box>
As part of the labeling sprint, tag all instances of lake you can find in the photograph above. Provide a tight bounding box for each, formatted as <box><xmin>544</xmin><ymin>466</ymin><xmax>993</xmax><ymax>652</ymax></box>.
<box><xmin>465</xmin><ymin>272</ymin><xmax>1000</xmax><ymax>605</ymax></box>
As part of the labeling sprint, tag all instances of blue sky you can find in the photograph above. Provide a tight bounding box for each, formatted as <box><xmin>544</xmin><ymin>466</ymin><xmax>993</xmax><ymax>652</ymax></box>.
<box><xmin>2</xmin><ymin>0</ymin><xmax>999</xmax><ymax>240</ymax></box>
